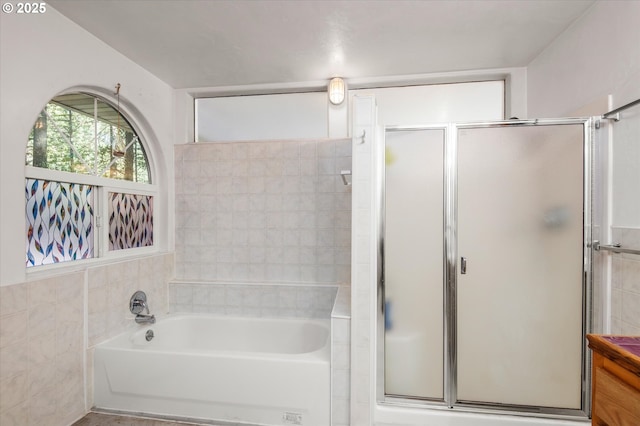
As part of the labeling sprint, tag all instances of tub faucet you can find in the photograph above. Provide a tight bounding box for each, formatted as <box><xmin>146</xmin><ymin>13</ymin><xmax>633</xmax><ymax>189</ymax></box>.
<box><xmin>130</xmin><ymin>291</ymin><xmax>156</xmax><ymax>324</ymax></box>
<box><xmin>134</xmin><ymin>302</ymin><xmax>156</xmax><ymax>324</ymax></box>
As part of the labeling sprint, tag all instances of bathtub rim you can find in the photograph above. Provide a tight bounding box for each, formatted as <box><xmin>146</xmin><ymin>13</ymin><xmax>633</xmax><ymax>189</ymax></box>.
<box><xmin>94</xmin><ymin>312</ymin><xmax>331</xmax><ymax>361</ymax></box>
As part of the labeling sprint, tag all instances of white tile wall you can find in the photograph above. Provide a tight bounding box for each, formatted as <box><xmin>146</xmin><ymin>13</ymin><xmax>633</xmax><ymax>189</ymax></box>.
<box><xmin>86</xmin><ymin>254</ymin><xmax>173</xmax><ymax>347</ymax></box>
<box><xmin>174</xmin><ymin>139</ymin><xmax>352</xmax><ymax>284</ymax></box>
<box><xmin>350</xmin><ymin>95</ymin><xmax>378</xmax><ymax>425</ymax></box>
<box><xmin>610</xmin><ymin>227</ymin><xmax>640</xmax><ymax>335</ymax></box>
<box><xmin>169</xmin><ymin>281</ymin><xmax>337</xmax><ymax>318</ymax></box>
<box><xmin>0</xmin><ymin>273</ymin><xmax>85</xmax><ymax>426</ymax></box>
<box><xmin>85</xmin><ymin>253</ymin><xmax>174</xmax><ymax>410</ymax></box>
<box><xmin>0</xmin><ymin>252</ymin><xmax>174</xmax><ymax>426</ymax></box>
<box><xmin>331</xmin><ymin>286</ymin><xmax>351</xmax><ymax>426</ymax></box>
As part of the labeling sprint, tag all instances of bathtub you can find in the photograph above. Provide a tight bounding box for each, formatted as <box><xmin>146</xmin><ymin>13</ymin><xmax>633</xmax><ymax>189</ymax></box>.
<box><xmin>93</xmin><ymin>314</ymin><xmax>331</xmax><ymax>425</ymax></box>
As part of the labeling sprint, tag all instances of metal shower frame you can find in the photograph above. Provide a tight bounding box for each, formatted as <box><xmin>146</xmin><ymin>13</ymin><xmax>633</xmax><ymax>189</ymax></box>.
<box><xmin>376</xmin><ymin>117</ymin><xmax>596</xmax><ymax>421</ymax></box>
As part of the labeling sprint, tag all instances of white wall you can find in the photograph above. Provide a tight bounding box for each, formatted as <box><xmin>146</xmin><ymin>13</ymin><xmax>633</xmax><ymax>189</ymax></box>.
<box><xmin>0</xmin><ymin>9</ymin><xmax>176</xmax><ymax>425</ymax></box>
<box><xmin>0</xmin><ymin>7</ymin><xmax>175</xmax><ymax>286</ymax></box>
<box><xmin>351</xmin><ymin>80</ymin><xmax>505</xmax><ymax>125</ymax></box>
<box><xmin>527</xmin><ymin>0</ymin><xmax>640</xmax><ymax>336</ymax></box>
<box><xmin>527</xmin><ymin>1</ymin><xmax>640</xmax><ymax>119</ymax></box>
<box><xmin>527</xmin><ymin>0</ymin><xmax>640</xmax><ymax>227</ymax></box>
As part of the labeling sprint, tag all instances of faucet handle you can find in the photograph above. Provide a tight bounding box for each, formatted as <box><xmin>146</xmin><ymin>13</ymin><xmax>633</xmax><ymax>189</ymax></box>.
<box><xmin>129</xmin><ymin>290</ymin><xmax>149</xmax><ymax>315</ymax></box>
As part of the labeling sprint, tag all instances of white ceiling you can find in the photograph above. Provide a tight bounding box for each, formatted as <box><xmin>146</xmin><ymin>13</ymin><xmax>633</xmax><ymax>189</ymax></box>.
<box><xmin>48</xmin><ymin>0</ymin><xmax>595</xmax><ymax>90</ymax></box>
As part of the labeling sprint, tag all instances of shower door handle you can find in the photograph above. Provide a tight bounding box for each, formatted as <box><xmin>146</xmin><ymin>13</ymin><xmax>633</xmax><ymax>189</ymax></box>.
<box><xmin>461</xmin><ymin>257</ymin><xmax>467</xmax><ymax>274</ymax></box>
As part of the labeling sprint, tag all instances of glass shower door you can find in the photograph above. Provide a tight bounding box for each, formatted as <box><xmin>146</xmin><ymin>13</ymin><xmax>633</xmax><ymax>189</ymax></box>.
<box><xmin>384</xmin><ymin>128</ymin><xmax>445</xmax><ymax>400</ymax></box>
<box><xmin>455</xmin><ymin>124</ymin><xmax>586</xmax><ymax>409</ymax></box>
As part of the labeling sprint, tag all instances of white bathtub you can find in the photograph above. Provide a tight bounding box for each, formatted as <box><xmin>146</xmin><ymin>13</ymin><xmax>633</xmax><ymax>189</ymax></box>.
<box><xmin>93</xmin><ymin>314</ymin><xmax>331</xmax><ymax>426</ymax></box>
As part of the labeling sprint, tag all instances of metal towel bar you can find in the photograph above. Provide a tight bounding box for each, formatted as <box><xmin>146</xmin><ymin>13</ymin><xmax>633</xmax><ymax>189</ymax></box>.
<box><xmin>593</xmin><ymin>241</ymin><xmax>640</xmax><ymax>256</ymax></box>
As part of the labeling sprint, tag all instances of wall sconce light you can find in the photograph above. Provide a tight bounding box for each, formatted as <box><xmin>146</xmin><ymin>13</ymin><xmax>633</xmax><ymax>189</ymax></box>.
<box><xmin>328</xmin><ymin>77</ymin><xmax>346</xmax><ymax>105</ymax></box>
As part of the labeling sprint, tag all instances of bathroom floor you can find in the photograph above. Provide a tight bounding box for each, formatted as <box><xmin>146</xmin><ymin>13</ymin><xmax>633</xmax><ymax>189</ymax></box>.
<box><xmin>72</xmin><ymin>412</ymin><xmax>250</xmax><ymax>426</ymax></box>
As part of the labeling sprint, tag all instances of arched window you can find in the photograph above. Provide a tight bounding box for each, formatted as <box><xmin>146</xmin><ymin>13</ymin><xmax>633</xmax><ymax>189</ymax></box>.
<box><xmin>25</xmin><ymin>91</ymin><xmax>156</xmax><ymax>268</ymax></box>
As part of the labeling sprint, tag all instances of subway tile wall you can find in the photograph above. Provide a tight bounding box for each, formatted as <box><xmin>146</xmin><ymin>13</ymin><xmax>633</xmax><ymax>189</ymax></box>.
<box><xmin>174</xmin><ymin>139</ymin><xmax>352</xmax><ymax>284</ymax></box>
<box><xmin>0</xmin><ymin>253</ymin><xmax>174</xmax><ymax>426</ymax></box>
<box><xmin>610</xmin><ymin>227</ymin><xmax>640</xmax><ymax>335</ymax></box>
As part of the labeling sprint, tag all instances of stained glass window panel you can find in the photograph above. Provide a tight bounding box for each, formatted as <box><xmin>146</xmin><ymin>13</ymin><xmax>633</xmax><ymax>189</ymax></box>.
<box><xmin>25</xmin><ymin>179</ymin><xmax>94</xmax><ymax>267</ymax></box>
<box><xmin>108</xmin><ymin>192</ymin><xmax>153</xmax><ymax>250</ymax></box>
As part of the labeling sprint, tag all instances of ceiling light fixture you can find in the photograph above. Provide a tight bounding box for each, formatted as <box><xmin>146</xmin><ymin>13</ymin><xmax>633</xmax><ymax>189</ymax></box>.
<box><xmin>328</xmin><ymin>77</ymin><xmax>346</xmax><ymax>105</ymax></box>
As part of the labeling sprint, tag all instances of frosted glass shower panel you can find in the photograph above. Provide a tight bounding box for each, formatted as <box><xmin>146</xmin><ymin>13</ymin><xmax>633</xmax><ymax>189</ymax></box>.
<box><xmin>456</xmin><ymin>125</ymin><xmax>584</xmax><ymax>409</ymax></box>
<box><xmin>384</xmin><ymin>128</ymin><xmax>445</xmax><ymax>400</ymax></box>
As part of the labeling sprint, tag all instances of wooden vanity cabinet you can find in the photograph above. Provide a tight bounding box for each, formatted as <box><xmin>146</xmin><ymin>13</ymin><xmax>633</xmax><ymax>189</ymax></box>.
<box><xmin>587</xmin><ymin>334</ymin><xmax>640</xmax><ymax>426</ymax></box>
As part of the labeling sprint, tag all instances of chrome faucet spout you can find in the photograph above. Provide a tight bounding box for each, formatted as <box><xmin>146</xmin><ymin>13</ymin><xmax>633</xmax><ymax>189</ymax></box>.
<box><xmin>130</xmin><ymin>291</ymin><xmax>154</xmax><ymax>324</ymax></box>
<box><xmin>135</xmin><ymin>313</ymin><xmax>156</xmax><ymax>324</ymax></box>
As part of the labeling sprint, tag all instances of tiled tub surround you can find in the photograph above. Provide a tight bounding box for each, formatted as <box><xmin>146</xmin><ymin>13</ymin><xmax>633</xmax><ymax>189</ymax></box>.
<box><xmin>331</xmin><ymin>285</ymin><xmax>351</xmax><ymax>426</ymax></box>
<box><xmin>85</xmin><ymin>253</ymin><xmax>174</xmax><ymax>410</ymax></box>
<box><xmin>610</xmin><ymin>226</ymin><xmax>640</xmax><ymax>335</ymax></box>
<box><xmin>174</xmin><ymin>138</ymin><xmax>352</xmax><ymax>284</ymax></box>
<box><xmin>0</xmin><ymin>252</ymin><xmax>174</xmax><ymax>426</ymax></box>
<box><xmin>87</xmin><ymin>254</ymin><xmax>173</xmax><ymax>347</ymax></box>
<box><xmin>173</xmin><ymin>139</ymin><xmax>353</xmax><ymax>423</ymax></box>
<box><xmin>169</xmin><ymin>281</ymin><xmax>351</xmax><ymax>426</ymax></box>
<box><xmin>169</xmin><ymin>281</ymin><xmax>337</xmax><ymax>318</ymax></box>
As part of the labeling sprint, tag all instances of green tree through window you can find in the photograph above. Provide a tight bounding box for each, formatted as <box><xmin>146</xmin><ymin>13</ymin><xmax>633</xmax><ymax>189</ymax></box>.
<box><xmin>26</xmin><ymin>93</ymin><xmax>150</xmax><ymax>183</ymax></box>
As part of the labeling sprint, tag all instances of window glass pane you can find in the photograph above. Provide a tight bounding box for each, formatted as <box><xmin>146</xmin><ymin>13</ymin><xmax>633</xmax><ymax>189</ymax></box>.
<box><xmin>26</xmin><ymin>101</ymin><xmax>96</xmax><ymax>174</ymax></box>
<box><xmin>25</xmin><ymin>93</ymin><xmax>150</xmax><ymax>183</ymax></box>
<box><xmin>108</xmin><ymin>192</ymin><xmax>153</xmax><ymax>250</ymax></box>
<box><xmin>25</xmin><ymin>179</ymin><xmax>94</xmax><ymax>267</ymax></box>
<box><xmin>196</xmin><ymin>92</ymin><xmax>328</xmax><ymax>141</ymax></box>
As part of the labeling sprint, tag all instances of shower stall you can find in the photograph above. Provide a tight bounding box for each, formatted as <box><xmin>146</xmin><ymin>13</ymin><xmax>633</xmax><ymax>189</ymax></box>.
<box><xmin>379</xmin><ymin>118</ymin><xmax>594</xmax><ymax>418</ymax></box>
